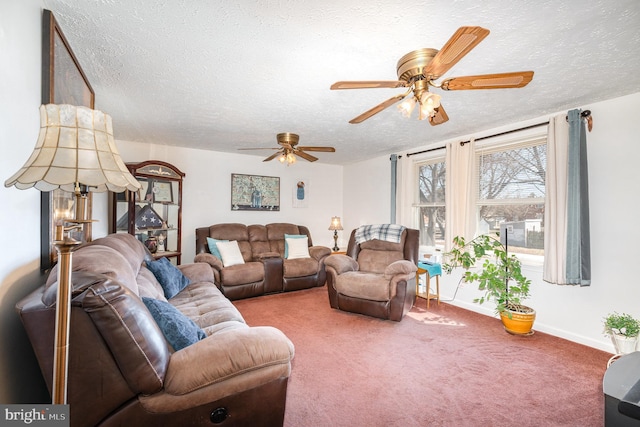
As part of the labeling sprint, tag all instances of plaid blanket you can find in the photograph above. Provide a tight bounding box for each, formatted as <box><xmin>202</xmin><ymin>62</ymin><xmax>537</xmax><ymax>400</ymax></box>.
<box><xmin>354</xmin><ymin>224</ymin><xmax>406</xmax><ymax>244</ymax></box>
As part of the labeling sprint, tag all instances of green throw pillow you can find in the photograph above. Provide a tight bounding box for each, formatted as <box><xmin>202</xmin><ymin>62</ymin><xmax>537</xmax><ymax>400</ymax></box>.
<box><xmin>206</xmin><ymin>237</ymin><xmax>229</xmax><ymax>260</ymax></box>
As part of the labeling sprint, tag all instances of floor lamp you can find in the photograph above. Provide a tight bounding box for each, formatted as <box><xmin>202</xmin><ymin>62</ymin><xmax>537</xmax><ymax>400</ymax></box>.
<box><xmin>5</xmin><ymin>104</ymin><xmax>140</xmax><ymax>404</ymax></box>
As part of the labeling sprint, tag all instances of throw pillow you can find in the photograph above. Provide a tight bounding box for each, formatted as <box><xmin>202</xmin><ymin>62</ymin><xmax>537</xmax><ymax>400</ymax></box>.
<box><xmin>216</xmin><ymin>240</ymin><xmax>245</xmax><ymax>267</ymax></box>
<box><xmin>206</xmin><ymin>237</ymin><xmax>229</xmax><ymax>260</ymax></box>
<box><xmin>284</xmin><ymin>234</ymin><xmax>306</xmax><ymax>258</ymax></box>
<box><xmin>286</xmin><ymin>236</ymin><xmax>310</xmax><ymax>259</ymax></box>
<box><xmin>146</xmin><ymin>256</ymin><xmax>191</xmax><ymax>299</ymax></box>
<box><xmin>142</xmin><ymin>297</ymin><xmax>206</xmax><ymax>351</ymax></box>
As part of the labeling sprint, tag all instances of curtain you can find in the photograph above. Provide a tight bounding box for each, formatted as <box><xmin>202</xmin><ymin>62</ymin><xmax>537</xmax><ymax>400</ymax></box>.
<box><xmin>444</xmin><ymin>139</ymin><xmax>476</xmax><ymax>251</ymax></box>
<box><xmin>543</xmin><ymin>109</ymin><xmax>591</xmax><ymax>285</ymax></box>
<box><xmin>395</xmin><ymin>154</ymin><xmax>415</xmax><ymax>227</ymax></box>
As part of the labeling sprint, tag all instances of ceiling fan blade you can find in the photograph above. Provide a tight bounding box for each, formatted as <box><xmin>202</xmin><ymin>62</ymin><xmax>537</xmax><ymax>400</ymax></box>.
<box><xmin>424</xmin><ymin>26</ymin><xmax>490</xmax><ymax>79</ymax></box>
<box><xmin>294</xmin><ymin>150</ymin><xmax>318</xmax><ymax>162</ymax></box>
<box><xmin>441</xmin><ymin>71</ymin><xmax>534</xmax><ymax>90</ymax></box>
<box><xmin>331</xmin><ymin>81</ymin><xmax>406</xmax><ymax>90</ymax></box>
<box><xmin>262</xmin><ymin>152</ymin><xmax>282</xmax><ymax>162</ymax></box>
<box><xmin>349</xmin><ymin>94</ymin><xmax>406</xmax><ymax>124</ymax></box>
<box><xmin>297</xmin><ymin>146</ymin><xmax>336</xmax><ymax>152</ymax></box>
<box><xmin>429</xmin><ymin>105</ymin><xmax>449</xmax><ymax>126</ymax></box>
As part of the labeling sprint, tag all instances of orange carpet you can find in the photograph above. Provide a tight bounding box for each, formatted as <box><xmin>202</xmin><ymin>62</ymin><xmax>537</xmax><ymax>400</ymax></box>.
<box><xmin>233</xmin><ymin>286</ymin><xmax>610</xmax><ymax>427</ymax></box>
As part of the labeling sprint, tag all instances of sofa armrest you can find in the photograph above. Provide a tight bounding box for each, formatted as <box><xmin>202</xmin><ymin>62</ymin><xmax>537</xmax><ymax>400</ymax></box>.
<box><xmin>309</xmin><ymin>245</ymin><xmax>331</xmax><ymax>261</ymax></box>
<box><xmin>383</xmin><ymin>260</ymin><xmax>417</xmax><ymax>279</ymax></box>
<box><xmin>146</xmin><ymin>326</ymin><xmax>294</xmax><ymax>410</ymax></box>
<box><xmin>178</xmin><ymin>262</ymin><xmax>215</xmax><ymax>283</ymax></box>
<box><xmin>194</xmin><ymin>252</ymin><xmax>223</xmax><ymax>271</ymax></box>
<box><xmin>325</xmin><ymin>254</ymin><xmax>358</xmax><ymax>275</ymax></box>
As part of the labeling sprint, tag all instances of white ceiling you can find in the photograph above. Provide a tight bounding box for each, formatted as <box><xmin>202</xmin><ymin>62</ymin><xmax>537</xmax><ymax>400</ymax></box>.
<box><xmin>43</xmin><ymin>0</ymin><xmax>640</xmax><ymax>165</ymax></box>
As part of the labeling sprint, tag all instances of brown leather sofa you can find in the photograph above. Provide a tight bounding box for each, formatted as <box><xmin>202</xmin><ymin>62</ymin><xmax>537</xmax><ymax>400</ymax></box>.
<box><xmin>325</xmin><ymin>226</ymin><xmax>419</xmax><ymax>321</ymax></box>
<box><xmin>195</xmin><ymin>223</ymin><xmax>331</xmax><ymax>300</ymax></box>
<box><xmin>16</xmin><ymin>233</ymin><xmax>294</xmax><ymax>427</ymax></box>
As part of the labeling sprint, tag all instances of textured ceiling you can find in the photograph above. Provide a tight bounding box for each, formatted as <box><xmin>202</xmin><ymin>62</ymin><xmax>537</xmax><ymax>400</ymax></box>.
<box><xmin>42</xmin><ymin>0</ymin><xmax>640</xmax><ymax>164</ymax></box>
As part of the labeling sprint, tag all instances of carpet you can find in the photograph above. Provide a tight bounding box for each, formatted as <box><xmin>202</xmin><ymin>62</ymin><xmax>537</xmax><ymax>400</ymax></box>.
<box><xmin>233</xmin><ymin>287</ymin><xmax>610</xmax><ymax>427</ymax></box>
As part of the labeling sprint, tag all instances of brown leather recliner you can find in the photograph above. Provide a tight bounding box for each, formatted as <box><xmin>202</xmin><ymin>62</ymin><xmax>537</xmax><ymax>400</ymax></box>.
<box><xmin>325</xmin><ymin>226</ymin><xmax>419</xmax><ymax>321</ymax></box>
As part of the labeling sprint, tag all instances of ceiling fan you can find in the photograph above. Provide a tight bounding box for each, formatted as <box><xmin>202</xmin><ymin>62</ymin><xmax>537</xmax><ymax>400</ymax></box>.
<box><xmin>238</xmin><ymin>133</ymin><xmax>335</xmax><ymax>164</ymax></box>
<box><xmin>330</xmin><ymin>26</ymin><xmax>534</xmax><ymax>126</ymax></box>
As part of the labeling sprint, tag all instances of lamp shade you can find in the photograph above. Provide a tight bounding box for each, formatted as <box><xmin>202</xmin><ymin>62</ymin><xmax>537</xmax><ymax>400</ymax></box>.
<box><xmin>4</xmin><ymin>104</ymin><xmax>141</xmax><ymax>193</ymax></box>
<box><xmin>328</xmin><ymin>216</ymin><xmax>343</xmax><ymax>231</ymax></box>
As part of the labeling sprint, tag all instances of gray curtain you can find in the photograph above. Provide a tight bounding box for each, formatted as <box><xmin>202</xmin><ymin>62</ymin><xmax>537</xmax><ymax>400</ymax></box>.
<box><xmin>565</xmin><ymin>109</ymin><xmax>591</xmax><ymax>285</ymax></box>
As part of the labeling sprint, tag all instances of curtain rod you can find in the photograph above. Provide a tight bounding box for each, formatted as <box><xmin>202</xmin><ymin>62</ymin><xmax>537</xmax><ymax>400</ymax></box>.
<box><xmin>406</xmin><ymin>109</ymin><xmax>591</xmax><ymax>157</ymax></box>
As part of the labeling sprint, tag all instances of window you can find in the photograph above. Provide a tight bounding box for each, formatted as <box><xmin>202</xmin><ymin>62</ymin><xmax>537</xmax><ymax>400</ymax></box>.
<box><xmin>416</xmin><ymin>159</ymin><xmax>445</xmax><ymax>247</ymax></box>
<box><xmin>476</xmin><ymin>138</ymin><xmax>546</xmax><ymax>256</ymax></box>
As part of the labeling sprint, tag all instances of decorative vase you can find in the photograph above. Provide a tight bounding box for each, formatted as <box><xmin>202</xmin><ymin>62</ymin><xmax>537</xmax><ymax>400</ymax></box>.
<box><xmin>611</xmin><ymin>334</ymin><xmax>639</xmax><ymax>355</ymax></box>
<box><xmin>144</xmin><ymin>236</ymin><xmax>158</xmax><ymax>254</ymax></box>
<box><xmin>500</xmin><ymin>306</ymin><xmax>536</xmax><ymax>336</ymax></box>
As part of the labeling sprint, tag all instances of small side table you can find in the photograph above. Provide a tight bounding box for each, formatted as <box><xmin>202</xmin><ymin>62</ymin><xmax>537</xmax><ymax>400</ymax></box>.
<box><xmin>416</xmin><ymin>261</ymin><xmax>442</xmax><ymax>308</ymax></box>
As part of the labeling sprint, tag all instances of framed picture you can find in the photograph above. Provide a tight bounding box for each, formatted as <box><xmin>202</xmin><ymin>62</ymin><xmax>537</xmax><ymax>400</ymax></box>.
<box><xmin>231</xmin><ymin>174</ymin><xmax>280</xmax><ymax>211</ymax></box>
<box><xmin>152</xmin><ymin>180</ymin><xmax>174</xmax><ymax>203</ymax></box>
<box><xmin>40</xmin><ymin>9</ymin><xmax>95</xmax><ymax>271</ymax></box>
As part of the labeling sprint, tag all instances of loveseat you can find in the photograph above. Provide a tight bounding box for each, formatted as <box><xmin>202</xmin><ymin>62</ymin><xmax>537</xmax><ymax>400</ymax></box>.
<box><xmin>195</xmin><ymin>223</ymin><xmax>331</xmax><ymax>300</ymax></box>
<box><xmin>16</xmin><ymin>233</ymin><xmax>295</xmax><ymax>427</ymax></box>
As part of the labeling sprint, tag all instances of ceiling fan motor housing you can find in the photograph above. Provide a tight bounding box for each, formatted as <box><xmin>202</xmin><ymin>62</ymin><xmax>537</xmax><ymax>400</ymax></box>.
<box><xmin>396</xmin><ymin>48</ymin><xmax>439</xmax><ymax>82</ymax></box>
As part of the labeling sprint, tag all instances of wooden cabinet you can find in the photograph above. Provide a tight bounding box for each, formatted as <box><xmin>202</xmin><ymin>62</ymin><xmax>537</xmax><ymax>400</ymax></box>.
<box><xmin>111</xmin><ymin>160</ymin><xmax>185</xmax><ymax>264</ymax></box>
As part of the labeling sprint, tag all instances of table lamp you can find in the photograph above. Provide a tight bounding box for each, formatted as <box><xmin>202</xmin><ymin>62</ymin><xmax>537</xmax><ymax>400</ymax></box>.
<box><xmin>4</xmin><ymin>104</ymin><xmax>141</xmax><ymax>404</ymax></box>
<box><xmin>328</xmin><ymin>216</ymin><xmax>343</xmax><ymax>251</ymax></box>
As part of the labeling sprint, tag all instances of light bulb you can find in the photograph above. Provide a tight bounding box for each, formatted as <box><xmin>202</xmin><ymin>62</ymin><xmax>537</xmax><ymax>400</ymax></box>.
<box><xmin>419</xmin><ymin>92</ymin><xmax>441</xmax><ymax>119</ymax></box>
<box><xmin>397</xmin><ymin>97</ymin><xmax>416</xmax><ymax>118</ymax></box>
<box><xmin>279</xmin><ymin>154</ymin><xmax>286</xmax><ymax>163</ymax></box>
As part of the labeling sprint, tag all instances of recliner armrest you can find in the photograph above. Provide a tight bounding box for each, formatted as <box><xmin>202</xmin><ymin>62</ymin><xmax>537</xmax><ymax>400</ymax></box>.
<box><xmin>178</xmin><ymin>262</ymin><xmax>215</xmax><ymax>283</ymax></box>
<box><xmin>325</xmin><ymin>254</ymin><xmax>358</xmax><ymax>274</ymax></box>
<box><xmin>384</xmin><ymin>260</ymin><xmax>417</xmax><ymax>279</ymax></box>
<box><xmin>309</xmin><ymin>245</ymin><xmax>331</xmax><ymax>261</ymax></box>
<box><xmin>194</xmin><ymin>252</ymin><xmax>223</xmax><ymax>271</ymax></box>
<box><xmin>142</xmin><ymin>326</ymin><xmax>295</xmax><ymax>411</ymax></box>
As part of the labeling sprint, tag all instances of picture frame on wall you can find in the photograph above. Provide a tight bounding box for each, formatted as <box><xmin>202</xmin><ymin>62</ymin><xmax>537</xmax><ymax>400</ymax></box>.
<box><xmin>231</xmin><ymin>174</ymin><xmax>280</xmax><ymax>211</ymax></box>
<box><xmin>40</xmin><ymin>9</ymin><xmax>96</xmax><ymax>271</ymax></box>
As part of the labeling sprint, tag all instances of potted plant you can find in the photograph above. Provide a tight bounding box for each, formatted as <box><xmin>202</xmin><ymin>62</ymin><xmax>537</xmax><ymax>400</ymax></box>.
<box><xmin>603</xmin><ymin>312</ymin><xmax>640</xmax><ymax>354</ymax></box>
<box><xmin>443</xmin><ymin>234</ymin><xmax>535</xmax><ymax>335</ymax></box>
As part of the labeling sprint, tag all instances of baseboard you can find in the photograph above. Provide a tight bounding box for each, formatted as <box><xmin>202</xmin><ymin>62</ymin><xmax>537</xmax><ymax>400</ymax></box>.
<box><xmin>443</xmin><ymin>299</ymin><xmax>614</xmax><ymax>353</ymax></box>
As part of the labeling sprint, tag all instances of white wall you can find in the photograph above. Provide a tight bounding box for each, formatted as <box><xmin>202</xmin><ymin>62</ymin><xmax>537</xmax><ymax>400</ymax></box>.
<box><xmin>0</xmin><ymin>0</ymin><xmax>51</xmax><ymax>404</ymax></box>
<box><xmin>342</xmin><ymin>91</ymin><xmax>640</xmax><ymax>353</ymax></box>
<box><xmin>106</xmin><ymin>142</ymin><xmax>344</xmax><ymax>261</ymax></box>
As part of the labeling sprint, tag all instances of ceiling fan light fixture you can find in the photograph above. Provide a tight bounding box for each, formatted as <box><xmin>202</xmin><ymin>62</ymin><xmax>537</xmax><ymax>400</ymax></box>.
<box><xmin>286</xmin><ymin>152</ymin><xmax>296</xmax><ymax>165</ymax></box>
<box><xmin>397</xmin><ymin>97</ymin><xmax>417</xmax><ymax>118</ymax></box>
<box><xmin>419</xmin><ymin>92</ymin><xmax>441</xmax><ymax>119</ymax></box>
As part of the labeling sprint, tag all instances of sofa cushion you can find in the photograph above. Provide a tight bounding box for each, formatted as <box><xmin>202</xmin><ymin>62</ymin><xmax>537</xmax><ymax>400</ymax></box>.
<box><xmin>217</xmin><ymin>241</ymin><xmax>246</xmax><ymax>267</ymax></box>
<box><xmin>283</xmin><ymin>257</ymin><xmax>319</xmax><ymax>278</ymax></box>
<box><xmin>147</xmin><ymin>257</ymin><xmax>191</xmax><ymax>299</ymax></box>
<box><xmin>142</xmin><ymin>297</ymin><xmax>207</xmax><ymax>351</ymax></box>
<box><xmin>335</xmin><ymin>271</ymin><xmax>391</xmax><ymax>302</ymax></box>
<box><xmin>82</xmin><ymin>278</ymin><xmax>170</xmax><ymax>394</ymax></box>
<box><xmin>206</xmin><ymin>237</ymin><xmax>228</xmax><ymax>260</ymax></box>
<box><xmin>285</xmin><ymin>236</ymin><xmax>310</xmax><ymax>259</ymax></box>
<box><xmin>45</xmin><ymin>245</ymin><xmax>140</xmax><ymax>296</ymax></box>
<box><xmin>170</xmin><ymin>281</ymin><xmax>247</xmax><ymax>327</ymax></box>
<box><xmin>220</xmin><ymin>262</ymin><xmax>264</xmax><ymax>286</ymax></box>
